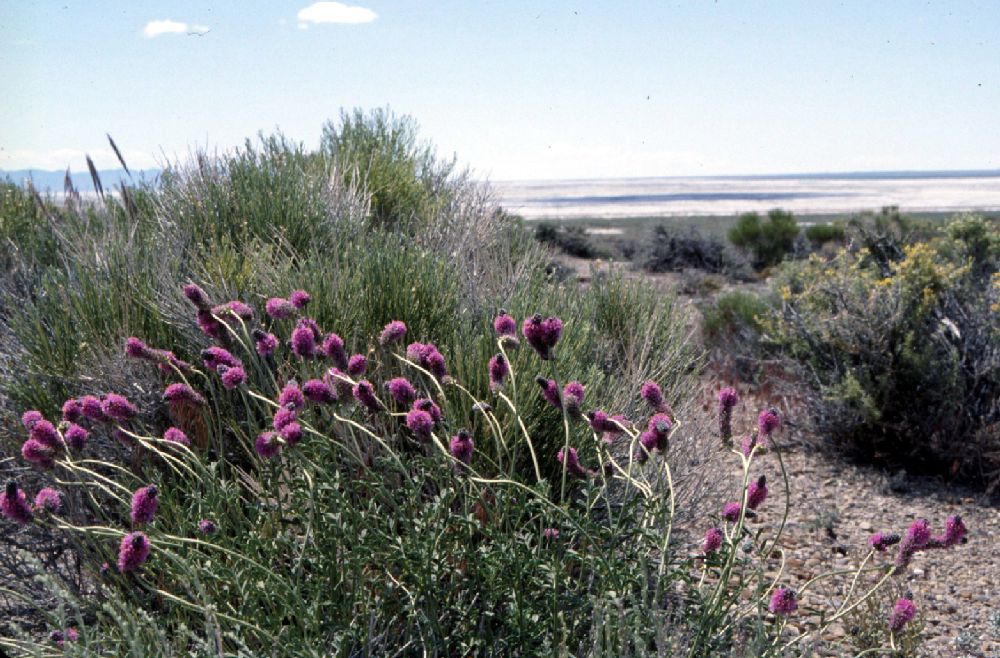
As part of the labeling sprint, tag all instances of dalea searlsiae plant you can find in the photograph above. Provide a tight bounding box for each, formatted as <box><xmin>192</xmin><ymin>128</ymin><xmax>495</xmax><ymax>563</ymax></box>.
<box><xmin>2</xmin><ymin>285</ymin><xmax>968</xmax><ymax>656</ymax></box>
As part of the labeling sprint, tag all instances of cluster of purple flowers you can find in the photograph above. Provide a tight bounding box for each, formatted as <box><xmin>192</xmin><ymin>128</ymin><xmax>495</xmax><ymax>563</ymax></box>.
<box><xmin>868</xmin><ymin>515</ymin><xmax>968</xmax><ymax>571</ymax></box>
<box><xmin>405</xmin><ymin>342</ymin><xmax>448</xmax><ymax>380</ymax></box>
<box><xmin>520</xmin><ymin>314</ymin><xmax>562</xmax><ymax>361</ymax></box>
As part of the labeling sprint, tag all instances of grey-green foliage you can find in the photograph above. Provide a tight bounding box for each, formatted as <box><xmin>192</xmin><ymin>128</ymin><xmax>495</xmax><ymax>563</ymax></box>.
<box><xmin>727</xmin><ymin>209</ymin><xmax>799</xmax><ymax>269</ymax></box>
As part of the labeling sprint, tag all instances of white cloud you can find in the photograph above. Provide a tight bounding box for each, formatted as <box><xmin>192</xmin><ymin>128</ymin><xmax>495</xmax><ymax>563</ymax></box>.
<box><xmin>296</xmin><ymin>2</ymin><xmax>377</xmax><ymax>29</ymax></box>
<box><xmin>143</xmin><ymin>20</ymin><xmax>209</xmax><ymax>38</ymax></box>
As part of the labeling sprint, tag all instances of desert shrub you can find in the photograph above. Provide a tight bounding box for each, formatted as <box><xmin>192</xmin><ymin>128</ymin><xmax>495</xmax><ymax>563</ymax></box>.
<box><xmin>765</xmin><ymin>215</ymin><xmax>1000</xmax><ymax>490</ymax></box>
<box><xmin>804</xmin><ymin>223</ymin><xmax>846</xmax><ymax>248</ymax></box>
<box><xmin>3</xmin><ymin>302</ymin><xmax>960</xmax><ymax>655</ymax></box>
<box><xmin>533</xmin><ymin>222</ymin><xmax>605</xmax><ymax>259</ymax></box>
<box><xmin>701</xmin><ymin>291</ymin><xmax>769</xmax><ymax>342</ymax></box>
<box><xmin>727</xmin><ymin>209</ymin><xmax>800</xmax><ymax>269</ymax></box>
<box><xmin>639</xmin><ymin>224</ymin><xmax>751</xmax><ymax>279</ymax></box>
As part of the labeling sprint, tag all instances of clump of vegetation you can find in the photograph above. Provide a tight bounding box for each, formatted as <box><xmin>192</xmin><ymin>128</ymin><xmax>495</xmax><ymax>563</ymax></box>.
<box><xmin>701</xmin><ymin>291</ymin><xmax>769</xmax><ymax>342</ymax></box>
<box><xmin>728</xmin><ymin>209</ymin><xmax>800</xmax><ymax>269</ymax></box>
<box><xmin>639</xmin><ymin>224</ymin><xmax>752</xmax><ymax>279</ymax></box>
<box><xmin>804</xmin><ymin>223</ymin><xmax>846</xmax><ymax>248</ymax></box>
<box><xmin>534</xmin><ymin>222</ymin><xmax>607</xmax><ymax>259</ymax></box>
<box><xmin>766</xmin><ymin>214</ymin><xmax>1000</xmax><ymax>490</ymax></box>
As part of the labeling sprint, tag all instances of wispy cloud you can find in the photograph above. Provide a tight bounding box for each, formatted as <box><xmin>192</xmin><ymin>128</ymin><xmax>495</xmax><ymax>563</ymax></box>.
<box><xmin>296</xmin><ymin>2</ymin><xmax>377</xmax><ymax>29</ymax></box>
<box><xmin>143</xmin><ymin>19</ymin><xmax>210</xmax><ymax>38</ymax></box>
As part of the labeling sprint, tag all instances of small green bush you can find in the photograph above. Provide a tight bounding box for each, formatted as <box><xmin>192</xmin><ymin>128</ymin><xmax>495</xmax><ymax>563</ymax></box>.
<box><xmin>533</xmin><ymin>222</ymin><xmax>605</xmax><ymax>259</ymax></box>
<box><xmin>804</xmin><ymin>223</ymin><xmax>845</xmax><ymax>248</ymax></box>
<box><xmin>701</xmin><ymin>291</ymin><xmax>769</xmax><ymax>342</ymax></box>
<box><xmin>639</xmin><ymin>224</ymin><xmax>751</xmax><ymax>279</ymax></box>
<box><xmin>728</xmin><ymin>209</ymin><xmax>800</xmax><ymax>269</ymax></box>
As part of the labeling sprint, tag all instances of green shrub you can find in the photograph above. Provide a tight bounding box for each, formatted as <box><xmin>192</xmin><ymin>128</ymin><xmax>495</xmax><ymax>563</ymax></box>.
<box><xmin>727</xmin><ymin>209</ymin><xmax>800</xmax><ymax>269</ymax></box>
<box><xmin>533</xmin><ymin>222</ymin><xmax>605</xmax><ymax>259</ymax></box>
<box><xmin>766</xmin><ymin>216</ymin><xmax>1000</xmax><ymax>489</ymax></box>
<box><xmin>639</xmin><ymin>224</ymin><xmax>751</xmax><ymax>278</ymax></box>
<box><xmin>701</xmin><ymin>291</ymin><xmax>769</xmax><ymax>342</ymax></box>
<box><xmin>804</xmin><ymin>223</ymin><xmax>845</xmax><ymax>248</ymax></box>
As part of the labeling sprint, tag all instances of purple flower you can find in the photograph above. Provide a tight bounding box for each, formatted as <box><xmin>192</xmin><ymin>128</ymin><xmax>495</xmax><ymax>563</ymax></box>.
<box><xmin>21</xmin><ymin>439</ymin><xmax>55</xmax><ymax>467</ymax></box>
<box><xmin>521</xmin><ymin>314</ymin><xmax>563</xmax><ymax>360</ymax></box>
<box><xmin>50</xmin><ymin>627</ymin><xmax>79</xmax><ymax>648</ymax></box>
<box><xmin>196</xmin><ymin>309</ymin><xmax>225</xmax><ymax>339</ymax></box>
<box><xmin>647</xmin><ymin>414</ymin><xmax>672</xmax><ymax>451</ymax></box>
<box><xmin>161</xmin><ymin>351</ymin><xmax>193</xmax><ymax>375</ymax></box>
<box><xmin>2</xmin><ymin>482</ymin><xmax>33</xmax><ymax>524</ymax></box>
<box><xmin>279</xmin><ymin>422</ymin><xmax>302</xmax><ymax>446</ymax></box>
<box><xmin>183</xmin><ymin>283</ymin><xmax>211</xmax><ymax>310</ymax></box>
<box><xmin>198</xmin><ymin>519</ymin><xmax>218</xmax><ymax>535</ymax></box>
<box><xmin>449</xmin><ymin>429</ymin><xmax>474</xmax><ymax>466</ymax></box>
<box><xmin>30</xmin><ymin>420</ymin><xmax>62</xmax><ymax>449</ymax></box>
<box><xmin>353</xmin><ymin>380</ymin><xmax>381</xmax><ymax>413</ymax></box>
<box><xmin>273</xmin><ymin>407</ymin><xmax>297</xmax><ymax>431</ymax></box>
<box><xmin>702</xmin><ymin>527</ymin><xmax>723</xmax><ymax>554</ymax></box>
<box><xmin>219</xmin><ymin>365</ymin><xmax>246</xmax><ymax>389</ymax></box>
<box><xmin>941</xmin><ymin>515</ymin><xmax>967</xmax><ymax>547</ymax></box>
<box><xmin>888</xmin><ymin>598</ymin><xmax>916</xmax><ymax>633</ymax></box>
<box><xmin>768</xmin><ymin>587</ymin><xmax>797</xmax><ymax>616</ymax></box>
<box><xmin>130</xmin><ymin>485</ymin><xmax>159</xmax><ymax>525</ymax></box>
<box><xmin>323</xmin><ymin>333</ymin><xmax>348</xmax><ymax>369</ymax></box>
<box><xmin>80</xmin><ymin>395</ymin><xmax>107</xmax><ymax>422</ymax></box>
<box><xmin>718</xmin><ymin>386</ymin><xmax>739</xmax><ymax>409</ymax></box>
<box><xmin>34</xmin><ymin>488</ymin><xmax>62</xmax><ymax>514</ymax></box>
<box><xmin>536</xmin><ymin>377</ymin><xmax>561</xmax><ymax>408</ymax></box>
<box><xmin>488</xmin><ymin>354</ymin><xmax>509</xmax><ymax>391</ymax></box>
<box><xmin>303</xmin><ymin>379</ymin><xmax>337</xmax><ymax>404</ymax></box>
<box><xmin>212</xmin><ymin>300</ymin><xmax>254</xmax><ymax>326</ymax></box>
<box><xmin>420</xmin><ymin>345</ymin><xmax>448</xmax><ymax>380</ymax></box>
<box><xmin>291</xmin><ymin>321</ymin><xmax>317</xmax><ymax>358</ymax></box>
<box><xmin>740</xmin><ymin>435</ymin><xmax>757</xmax><ymax>457</ymax></box>
<box><xmin>21</xmin><ymin>410</ymin><xmax>43</xmax><ymax>429</ymax></box>
<box><xmin>265</xmin><ymin>297</ymin><xmax>296</xmax><ymax>319</ymax></box>
<box><xmin>163</xmin><ymin>427</ymin><xmax>190</xmax><ymax>447</ymax></box>
<box><xmin>64</xmin><ymin>423</ymin><xmax>89</xmax><ymax>450</ymax></box>
<box><xmin>413</xmin><ymin>398</ymin><xmax>442</xmax><ymax>422</ymax></box>
<box><xmin>386</xmin><ymin>377</ymin><xmax>417</xmax><ymax>405</ymax></box>
<box><xmin>641</xmin><ymin>381</ymin><xmax>668</xmax><ymax>413</ymax></box>
<box><xmin>325</xmin><ymin>368</ymin><xmax>353</xmax><ymax>399</ymax></box>
<box><xmin>406</xmin><ymin>409</ymin><xmax>434</xmax><ymax>440</ymax></box>
<box><xmin>542</xmin><ymin>527</ymin><xmax>560</xmax><ymax>541</ymax></box>
<box><xmin>202</xmin><ymin>346</ymin><xmax>241</xmax><ymax>372</ymax></box>
<box><xmin>347</xmin><ymin>354</ymin><xmax>367</xmax><ymax>377</ymax></box>
<box><xmin>905</xmin><ymin>519</ymin><xmax>931</xmax><ymax>547</ymax></box>
<box><xmin>278</xmin><ymin>383</ymin><xmax>305</xmax><ymax>410</ymax></box>
<box><xmin>747</xmin><ymin>475</ymin><xmax>768</xmax><ymax>510</ymax></box>
<box><xmin>587</xmin><ymin>410</ymin><xmax>621</xmax><ymax>434</ymax></box>
<box><xmin>289</xmin><ymin>289</ymin><xmax>311</xmax><ymax>309</ymax></box>
<box><xmin>253</xmin><ymin>329</ymin><xmax>279</xmax><ymax>356</ymax></box>
<box><xmin>379</xmin><ymin>320</ymin><xmax>407</xmax><ymax>346</ymax></box>
<box><xmin>557</xmin><ymin>447</ymin><xmax>591</xmax><ymax>479</ymax></box>
<box><xmin>117</xmin><ymin>532</ymin><xmax>151</xmax><ymax>572</ymax></box>
<box><xmin>869</xmin><ymin>532</ymin><xmax>901</xmax><ymax>552</ymax></box>
<box><xmin>101</xmin><ymin>393</ymin><xmax>137</xmax><ymax>422</ymax></box>
<box><xmin>563</xmin><ymin>381</ymin><xmax>585</xmax><ymax>414</ymax></box>
<box><xmin>718</xmin><ymin>386</ymin><xmax>739</xmax><ymax>443</ymax></box>
<box><xmin>722</xmin><ymin>501</ymin><xmax>742</xmax><ymax>522</ymax></box>
<box><xmin>636</xmin><ymin>430</ymin><xmax>658</xmax><ymax>463</ymax></box>
<box><xmin>255</xmin><ymin>432</ymin><xmax>281</xmax><ymax>460</ymax></box>
<box><xmin>125</xmin><ymin>336</ymin><xmax>153</xmax><ymax>359</ymax></box>
<box><xmin>493</xmin><ymin>312</ymin><xmax>517</xmax><ymax>338</ymax></box>
<box><xmin>758</xmin><ymin>409</ymin><xmax>780</xmax><ymax>439</ymax></box>
<box><xmin>61</xmin><ymin>399</ymin><xmax>83</xmax><ymax>422</ymax></box>
<box><xmin>163</xmin><ymin>383</ymin><xmax>206</xmax><ymax>406</ymax></box>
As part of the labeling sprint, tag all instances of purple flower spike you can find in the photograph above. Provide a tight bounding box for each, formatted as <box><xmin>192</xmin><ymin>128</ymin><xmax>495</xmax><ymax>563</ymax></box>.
<box><xmin>386</xmin><ymin>377</ymin><xmax>417</xmax><ymax>405</ymax></box>
<box><xmin>740</xmin><ymin>435</ymin><xmax>757</xmax><ymax>457</ymax></box>
<box><xmin>449</xmin><ymin>429</ymin><xmax>474</xmax><ymax>466</ymax></box>
<box><xmin>323</xmin><ymin>333</ymin><xmax>348</xmax><ymax>370</ymax></box>
<box><xmin>125</xmin><ymin>336</ymin><xmax>152</xmax><ymax>359</ymax></box>
<box><xmin>942</xmin><ymin>515</ymin><xmax>967</xmax><ymax>546</ymax></box>
<box><xmin>163</xmin><ymin>383</ymin><xmax>206</xmax><ymax>407</ymax></box>
<box><xmin>747</xmin><ymin>475</ymin><xmax>768</xmax><ymax>510</ymax></box>
<box><xmin>198</xmin><ymin>519</ymin><xmax>218</xmax><ymax>535</ymax></box>
<box><xmin>21</xmin><ymin>439</ymin><xmax>55</xmax><ymax>467</ymax></box>
<box><xmin>535</xmin><ymin>377</ymin><xmax>561</xmax><ymax>408</ymax></box>
<box><xmin>278</xmin><ymin>383</ymin><xmax>305</xmax><ymax>410</ymax></box>
<box><xmin>905</xmin><ymin>519</ymin><xmax>931</xmax><ymax>547</ymax></box>
<box><xmin>163</xmin><ymin>427</ymin><xmax>190</xmax><ymax>447</ymax></box>
<box><xmin>183</xmin><ymin>283</ymin><xmax>211</xmax><ymax>310</ymax></box>
<box><xmin>202</xmin><ymin>346</ymin><xmax>241</xmax><ymax>372</ymax></box>
<box><xmin>290</xmin><ymin>321</ymin><xmax>317</xmax><ymax>359</ymax></box>
<box><xmin>212</xmin><ymin>300</ymin><xmax>254</xmax><ymax>325</ymax></box>
<box><xmin>130</xmin><ymin>484</ymin><xmax>159</xmax><ymax>525</ymax></box>
<box><xmin>30</xmin><ymin>420</ymin><xmax>62</xmax><ymax>449</ymax></box>
<box><xmin>521</xmin><ymin>314</ymin><xmax>563</xmax><ymax>360</ymax></box>
<box><xmin>347</xmin><ymin>354</ymin><xmax>367</xmax><ymax>377</ymax></box>
<box><xmin>2</xmin><ymin>482</ymin><xmax>33</xmax><ymax>524</ymax></box>
<box><xmin>413</xmin><ymin>398</ymin><xmax>442</xmax><ymax>422</ymax></box>
<box><xmin>80</xmin><ymin>395</ymin><xmax>107</xmax><ymax>422</ymax></box>
<box><xmin>379</xmin><ymin>320</ymin><xmax>407</xmax><ymax>346</ymax></box>
<box><xmin>406</xmin><ymin>409</ymin><xmax>434</xmax><ymax>440</ymax></box>
<box><xmin>703</xmin><ymin>527</ymin><xmax>723</xmax><ymax>554</ymax></box>
<box><xmin>587</xmin><ymin>410</ymin><xmax>621</xmax><ymax>434</ymax></box>
<box><xmin>255</xmin><ymin>432</ymin><xmax>281</xmax><ymax>460</ymax></box>
<box><xmin>557</xmin><ymin>447</ymin><xmax>591</xmax><ymax>479</ymax></box>
<box><xmin>34</xmin><ymin>488</ymin><xmax>62</xmax><ymax>514</ymax></box>
<box><xmin>888</xmin><ymin>598</ymin><xmax>916</xmax><ymax>633</ymax></box>
<box><xmin>64</xmin><ymin>424</ymin><xmax>89</xmax><ymax>450</ymax></box>
<box><xmin>219</xmin><ymin>365</ymin><xmax>246</xmax><ymax>389</ymax></box>
<box><xmin>196</xmin><ymin>309</ymin><xmax>225</xmax><ymax>339</ymax></box>
<box><xmin>641</xmin><ymin>381</ymin><xmax>669</xmax><ymax>414</ymax></box>
<box><xmin>647</xmin><ymin>413</ymin><xmax>673</xmax><ymax>451</ymax></box>
<box><xmin>869</xmin><ymin>532</ymin><xmax>901</xmax><ymax>552</ymax></box>
<box><xmin>722</xmin><ymin>502</ymin><xmax>742</xmax><ymax>522</ymax></box>
<box><xmin>289</xmin><ymin>289</ymin><xmax>310</xmax><ymax>309</ymax></box>
<box><xmin>563</xmin><ymin>381</ymin><xmax>585</xmax><ymax>415</ymax></box>
<box><xmin>118</xmin><ymin>532</ymin><xmax>151</xmax><ymax>572</ymax></box>
<box><xmin>636</xmin><ymin>430</ymin><xmax>658</xmax><ymax>463</ymax></box>
<box><xmin>21</xmin><ymin>410</ymin><xmax>44</xmax><ymax>430</ymax></box>
<box><xmin>61</xmin><ymin>399</ymin><xmax>83</xmax><ymax>422</ymax></box>
<box><xmin>303</xmin><ymin>379</ymin><xmax>337</xmax><ymax>404</ymax></box>
<box><xmin>325</xmin><ymin>368</ymin><xmax>353</xmax><ymax>400</ymax></box>
<box><xmin>718</xmin><ymin>386</ymin><xmax>739</xmax><ymax>444</ymax></box>
<box><xmin>488</xmin><ymin>354</ymin><xmax>509</xmax><ymax>391</ymax></box>
<box><xmin>542</xmin><ymin>527</ymin><xmax>560</xmax><ymax>541</ymax></box>
<box><xmin>279</xmin><ymin>422</ymin><xmax>302</xmax><ymax>446</ymax></box>
<box><xmin>101</xmin><ymin>393</ymin><xmax>137</xmax><ymax>422</ymax></box>
<box><xmin>718</xmin><ymin>386</ymin><xmax>739</xmax><ymax>409</ymax></box>
<box><xmin>254</xmin><ymin>329</ymin><xmax>279</xmax><ymax>356</ymax></box>
<box><xmin>353</xmin><ymin>380</ymin><xmax>380</xmax><ymax>413</ymax></box>
<box><xmin>769</xmin><ymin>587</ymin><xmax>797</xmax><ymax>616</ymax></box>
<box><xmin>758</xmin><ymin>409</ymin><xmax>780</xmax><ymax>440</ymax></box>
<box><xmin>265</xmin><ymin>297</ymin><xmax>296</xmax><ymax>319</ymax></box>
<box><xmin>273</xmin><ymin>407</ymin><xmax>297</xmax><ymax>431</ymax></box>
<box><xmin>493</xmin><ymin>312</ymin><xmax>517</xmax><ymax>338</ymax></box>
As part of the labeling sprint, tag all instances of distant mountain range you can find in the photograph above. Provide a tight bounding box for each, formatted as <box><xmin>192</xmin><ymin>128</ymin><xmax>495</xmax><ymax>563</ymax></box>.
<box><xmin>1</xmin><ymin>168</ymin><xmax>162</xmax><ymax>193</ymax></box>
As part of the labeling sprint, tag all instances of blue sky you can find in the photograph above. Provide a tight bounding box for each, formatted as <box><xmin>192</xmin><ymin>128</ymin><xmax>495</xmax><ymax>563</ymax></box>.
<box><xmin>1</xmin><ymin>1</ymin><xmax>998</xmax><ymax>180</ymax></box>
